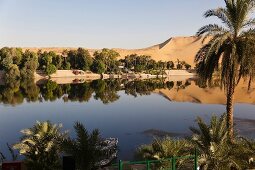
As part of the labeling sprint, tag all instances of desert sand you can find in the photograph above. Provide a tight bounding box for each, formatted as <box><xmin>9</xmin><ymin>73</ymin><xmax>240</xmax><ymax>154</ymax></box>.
<box><xmin>22</xmin><ymin>36</ymin><xmax>207</xmax><ymax>67</ymax></box>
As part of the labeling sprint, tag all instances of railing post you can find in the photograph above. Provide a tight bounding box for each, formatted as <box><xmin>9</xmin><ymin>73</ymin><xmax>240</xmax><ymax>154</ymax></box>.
<box><xmin>171</xmin><ymin>156</ymin><xmax>176</xmax><ymax>170</ymax></box>
<box><xmin>146</xmin><ymin>160</ymin><xmax>150</xmax><ymax>170</ymax></box>
<box><xmin>118</xmin><ymin>160</ymin><xmax>123</xmax><ymax>170</ymax></box>
<box><xmin>194</xmin><ymin>148</ymin><xmax>198</xmax><ymax>170</ymax></box>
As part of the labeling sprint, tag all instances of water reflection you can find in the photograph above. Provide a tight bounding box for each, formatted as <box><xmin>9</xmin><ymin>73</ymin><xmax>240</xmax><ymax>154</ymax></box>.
<box><xmin>0</xmin><ymin>78</ymin><xmax>255</xmax><ymax>160</ymax></box>
<box><xmin>0</xmin><ymin>78</ymin><xmax>254</xmax><ymax>106</ymax></box>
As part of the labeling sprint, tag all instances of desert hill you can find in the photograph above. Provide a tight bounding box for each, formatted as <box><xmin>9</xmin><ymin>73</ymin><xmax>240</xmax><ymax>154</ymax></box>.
<box><xmin>22</xmin><ymin>36</ymin><xmax>207</xmax><ymax>67</ymax></box>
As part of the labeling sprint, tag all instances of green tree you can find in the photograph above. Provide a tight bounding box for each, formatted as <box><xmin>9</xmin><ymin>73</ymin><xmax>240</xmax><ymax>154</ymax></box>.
<box><xmin>67</xmin><ymin>50</ymin><xmax>78</xmax><ymax>69</ymax></box>
<box><xmin>195</xmin><ymin>0</ymin><xmax>255</xmax><ymax>139</ymax></box>
<box><xmin>0</xmin><ymin>47</ymin><xmax>23</xmax><ymax>69</ymax></box>
<box><xmin>61</xmin><ymin>122</ymin><xmax>103</xmax><ymax>170</ymax></box>
<box><xmin>93</xmin><ymin>49</ymin><xmax>120</xmax><ymax>73</ymax></box>
<box><xmin>45</xmin><ymin>64</ymin><xmax>57</xmax><ymax>76</ymax></box>
<box><xmin>38</xmin><ymin>52</ymin><xmax>53</xmax><ymax>70</ymax></box>
<box><xmin>77</xmin><ymin>48</ymin><xmax>93</xmax><ymax>71</ymax></box>
<box><xmin>20</xmin><ymin>50</ymin><xmax>39</xmax><ymax>79</ymax></box>
<box><xmin>52</xmin><ymin>54</ymin><xmax>63</xmax><ymax>69</ymax></box>
<box><xmin>5</xmin><ymin>64</ymin><xmax>20</xmax><ymax>81</ymax></box>
<box><xmin>176</xmin><ymin>59</ymin><xmax>183</xmax><ymax>70</ymax></box>
<box><xmin>190</xmin><ymin>114</ymin><xmax>254</xmax><ymax>169</ymax></box>
<box><xmin>136</xmin><ymin>137</ymin><xmax>192</xmax><ymax>169</ymax></box>
<box><xmin>166</xmin><ymin>61</ymin><xmax>175</xmax><ymax>69</ymax></box>
<box><xmin>184</xmin><ymin>63</ymin><xmax>192</xmax><ymax>70</ymax></box>
<box><xmin>13</xmin><ymin>121</ymin><xmax>67</xmax><ymax>170</ymax></box>
<box><xmin>91</xmin><ymin>59</ymin><xmax>106</xmax><ymax>74</ymax></box>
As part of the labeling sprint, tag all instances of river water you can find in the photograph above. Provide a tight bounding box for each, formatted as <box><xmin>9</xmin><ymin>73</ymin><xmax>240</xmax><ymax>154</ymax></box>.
<box><xmin>0</xmin><ymin>77</ymin><xmax>254</xmax><ymax>160</ymax></box>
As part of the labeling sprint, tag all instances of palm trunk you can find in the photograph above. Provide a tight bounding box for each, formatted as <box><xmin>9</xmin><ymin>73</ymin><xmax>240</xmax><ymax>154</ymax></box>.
<box><xmin>226</xmin><ymin>81</ymin><xmax>235</xmax><ymax>141</ymax></box>
<box><xmin>248</xmin><ymin>76</ymin><xmax>252</xmax><ymax>91</ymax></box>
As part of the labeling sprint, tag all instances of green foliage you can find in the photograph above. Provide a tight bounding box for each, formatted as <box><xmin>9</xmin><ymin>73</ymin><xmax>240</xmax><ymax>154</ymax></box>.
<box><xmin>67</xmin><ymin>48</ymin><xmax>93</xmax><ymax>71</ymax></box>
<box><xmin>61</xmin><ymin>122</ymin><xmax>103</xmax><ymax>170</ymax></box>
<box><xmin>92</xmin><ymin>79</ymin><xmax>120</xmax><ymax>103</ymax></box>
<box><xmin>45</xmin><ymin>64</ymin><xmax>57</xmax><ymax>76</ymax></box>
<box><xmin>20</xmin><ymin>50</ymin><xmax>39</xmax><ymax>79</ymax></box>
<box><xmin>195</xmin><ymin>0</ymin><xmax>255</xmax><ymax>139</ymax></box>
<box><xmin>67</xmin><ymin>82</ymin><xmax>94</xmax><ymax>102</ymax></box>
<box><xmin>184</xmin><ymin>63</ymin><xmax>191</xmax><ymax>70</ymax></box>
<box><xmin>176</xmin><ymin>63</ymin><xmax>183</xmax><ymax>70</ymax></box>
<box><xmin>52</xmin><ymin>54</ymin><xmax>63</xmax><ymax>69</ymax></box>
<box><xmin>136</xmin><ymin>137</ymin><xmax>192</xmax><ymax>169</ymax></box>
<box><xmin>4</xmin><ymin>64</ymin><xmax>20</xmax><ymax>81</ymax></box>
<box><xmin>41</xmin><ymin>80</ymin><xmax>58</xmax><ymax>101</ymax></box>
<box><xmin>62</xmin><ymin>61</ymin><xmax>71</xmax><ymax>70</ymax></box>
<box><xmin>0</xmin><ymin>47</ymin><xmax>22</xmax><ymax>70</ymax></box>
<box><xmin>20</xmin><ymin>79</ymin><xmax>40</xmax><ymax>102</ymax></box>
<box><xmin>0</xmin><ymin>74</ymin><xmax>190</xmax><ymax>105</ymax></box>
<box><xmin>190</xmin><ymin>113</ymin><xmax>255</xmax><ymax>170</ymax></box>
<box><xmin>91</xmin><ymin>59</ymin><xmax>106</xmax><ymax>74</ymax></box>
<box><xmin>195</xmin><ymin>0</ymin><xmax>255</xmax><ymax>94</ymax></box>
<box><xmin>38</xmin><ymin>51</ymin><xmax>53</xmax><ymax>69</ymax></box>
<box><xmin>93</xmin><ymin>48</ymin><xmax>120</xmax><ymax>73</ymax></box>
<box><xmin>123</xmin><ymin>54</ymin><xmax>152</xmax><ymax>72</ymax></box>
<box><xmin>77</xmin><ymin>48</ymin><xmax>93</xmax><ymax>71</ymax></box>
<box><xmin>166</xmin><ymin>61</ymin><xmax>175</xmax><ymax>69</ymax></box>
<box><xmin>13</xmin><ymin>121</ymin><xmax>67</xmax><ymax>170</ymax></box>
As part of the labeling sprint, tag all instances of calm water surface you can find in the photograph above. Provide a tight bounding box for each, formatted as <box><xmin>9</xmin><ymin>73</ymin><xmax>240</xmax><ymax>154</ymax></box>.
<box><xmin>0</xmin><ymin>78</ymin><xmax>255</xmax><ymax>160</ymax></box>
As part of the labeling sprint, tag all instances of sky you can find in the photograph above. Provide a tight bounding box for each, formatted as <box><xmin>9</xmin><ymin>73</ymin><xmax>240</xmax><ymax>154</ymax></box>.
<box><xmin>0</xmin><ymin>0</ymin><xmax>225</xmax><ymax>49</ymax></box>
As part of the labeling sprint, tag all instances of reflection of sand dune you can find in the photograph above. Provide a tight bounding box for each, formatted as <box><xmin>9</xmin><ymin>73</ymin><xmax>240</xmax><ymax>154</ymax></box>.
<box><xmin>22</xmin><ymin>36</ymin><xmax>207</xmax><ymax>67</ymax></box>
<box><xmin>155</xmin><ymin>80</ymin><xmax>255</xmax><ymax>105</ymax></box>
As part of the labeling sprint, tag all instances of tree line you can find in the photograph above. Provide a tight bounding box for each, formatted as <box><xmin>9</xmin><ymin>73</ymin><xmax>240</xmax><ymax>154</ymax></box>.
<box><xmin>0</xmin><ymin>47</ymin><xmax>192</xmax><ymax>81</ymax></box>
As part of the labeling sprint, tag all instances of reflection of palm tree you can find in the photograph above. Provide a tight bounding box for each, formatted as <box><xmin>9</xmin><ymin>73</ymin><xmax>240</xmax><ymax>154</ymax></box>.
<box><xmin>195</xmin><ymin>0</ymin><xmax>255</xmax><ymax>139</ymax></box>
<box><xmin>13</xmin><ymin>121</ymin><xmax>67</xmax><ymax>170</ymax></box>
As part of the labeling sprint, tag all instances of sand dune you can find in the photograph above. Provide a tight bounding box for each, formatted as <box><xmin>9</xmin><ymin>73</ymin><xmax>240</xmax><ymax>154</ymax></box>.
<box><xmin>114</xmin><ymin>36</ymin><xmax>207</xmax><ymax>65</ymax></box>
<box><xmin>22</xmin><ymin>36</ymin><xmax>207</xmax><ymax>67</ymax></box>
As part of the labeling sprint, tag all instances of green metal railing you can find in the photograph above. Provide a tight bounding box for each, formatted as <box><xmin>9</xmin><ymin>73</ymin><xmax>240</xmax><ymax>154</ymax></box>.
<box><xmin>113</xmin><ymin>148</ymin><xmax>198</xmax><ymax>170</ymax></box>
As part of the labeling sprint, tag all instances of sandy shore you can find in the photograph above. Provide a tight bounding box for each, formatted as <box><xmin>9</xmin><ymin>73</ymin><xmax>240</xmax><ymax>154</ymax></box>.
<box><xmin>0</xmin><ymin>70</ymin><xmax>196</xmax><ymax>84</ymax></box>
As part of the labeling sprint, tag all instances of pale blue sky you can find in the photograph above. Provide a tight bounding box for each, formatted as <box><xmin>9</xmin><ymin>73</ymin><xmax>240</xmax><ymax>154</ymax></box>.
<box><xmin>0</xmin><ymin>0</ymin><xmax>224</xmax><ymax>48</ymax></box>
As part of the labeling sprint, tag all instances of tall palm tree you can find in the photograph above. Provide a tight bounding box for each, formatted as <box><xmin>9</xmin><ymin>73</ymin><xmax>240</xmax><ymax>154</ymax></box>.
<box><xmin>13</xmin><ymin>121</ymin><xmax>67</xmax><ymax>170</ymax></box>
<box><xmin>195</xmin><ymin>0</ymin><xmax>255</xmax><ymax>139</ymax></box>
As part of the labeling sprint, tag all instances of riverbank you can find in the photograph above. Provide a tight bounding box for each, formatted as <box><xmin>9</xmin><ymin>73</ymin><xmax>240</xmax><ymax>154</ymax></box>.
<box><xmin>34</xmin><ymin>70</ymin><xmax>196</xmax><ymax>79</ymax></box>
<box><xmin>0</xmin><ymin>70</ymin><xmax>197</xmax><ymax>85</ymax></box>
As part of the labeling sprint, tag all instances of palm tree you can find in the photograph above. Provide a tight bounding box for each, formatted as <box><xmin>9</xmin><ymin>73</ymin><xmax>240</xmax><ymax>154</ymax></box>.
<box><xmin>13</xmin><ymin>121</ymin><xmax>67</xmax><ymax>170</ymax></box>
<box><xmin>136</xmin><ymin>137</ymin><xmax>192</xmax><ymax>169</ymax></box>
<box><xmin>61</xmin><ymin>122</ymin><xmax>103</xmax><ymax>170</ymax></box>
<box><xmin>190</xmin><ymin>113</ymin><xmax>255</xmax><ymax>169</ymax></box>
<box><xmin>190</xmin><ymin>114</ymin><xmax>234</xmax><ymax>169</ymax></box>
<box><xmin>195</xmin><ymin>0</ymin><xmax>255</xmax><ymax>139</ymax></box>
